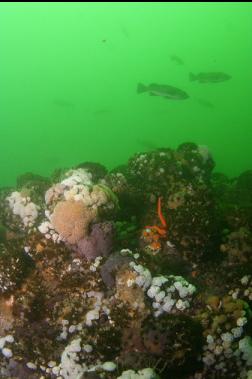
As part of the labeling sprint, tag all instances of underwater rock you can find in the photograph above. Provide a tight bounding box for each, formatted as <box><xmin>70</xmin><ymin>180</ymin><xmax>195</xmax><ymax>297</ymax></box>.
<box><xmin>4</xmin><ymin>359</ymin><xmax>40</xmax><ymax>379</ymax></box>
<box><xmin>235</xmin><ymin>170</ymin><xmax>252</xmax><ymax>216</ymax></box>
<box><xmin>127</xmin><ymin>143</ymin><xmax>214</xmax><ymax>197</ymax></box>
<box><xmin>0</xmin><ymin>243</ymin><xmax>33</xmax><ymax>295</ymax></box>
<box><xmin>167</xmin><ymin>183</ymin><xmax>216</xmax><ymax>257</ymax></box>
<box><xmin>75</xmin><ymin>222</ymin><xmax>115</xmax><ymax>261</ymax></box>
<box><xmin>195</xmin><ymin>294</ymin><xmax>252</xmax><ymax>378</ymax></box>
<box><xmin>100</xmin><ymin>251</ymin><xmax>132</xmax><ymax>288</ymax></box>
<box><xmin>75</xmin><ymin>162</ymin><xmax>108</xmax><ymax>182</ymax></box>
<box><xmin>177</xmin><ymin>142</ymin><xmax>215</xmax><ymax>178</ymax></box>
<box><xmin>0</xmin><ymin>296</ymin><xmax>14</xmax><ymax>335</ymax></box>
<box><xmin>126</xmin><ymin>143</ymin><xmax>217</xmax><ymax>259</ymax></box>
<box><xmin>0</xmin><ymin>223</ymin><xmax>6</xmax><ymax>243</ymax></box>
<box><xmin>0</xmin><ymin>144</ymin><xmax>252</xmax><ymax>379</ymax></box>
<box><xmin>236</xmin><ymin>170</ymin><xmax>252</xmax><ymax>192</ymax></box>
<box><xmin>16</xmin><ymin>172</ymin><xmax>50</xmax><ymax>192</ymax></box>
<box><xmin>141</xmin><ymin>314</ymin><xmax>203</xmax><ymax>373</ymax></box>
<box><xmin>114</xmin><ymin>219</ymin><xmax>138</xmax><ymax>249</ymax></box>
<box><xmin>213</xmin><ymin>170</ymin><xmax>252</xmax><ymax>235</ymax></box>
<box><xmin>220</xmin><ymin>227</ymin><xmax>252</xmax><ymax>265</ymax></box>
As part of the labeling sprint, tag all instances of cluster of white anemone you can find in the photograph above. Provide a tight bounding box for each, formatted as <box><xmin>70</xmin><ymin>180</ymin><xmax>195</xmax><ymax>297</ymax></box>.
<box><xmin>45</xmin><ymin>168</ymin><xmax>107</xmax><ymax>209</ymax></box>
<box><xmin>117</xmin><ymin>368</ymin><xmax>159</xmax><ymax>379</ymax></box>
<box><xmin>6</xmin><ymin>191</ymin><xmax>39</xmax><ymax>228</ymax></box>
<box><xmin>0</xmin><ymin>335</ymin><xmax>14</xmax><ymax>359</ymax></box>
<box><xmin>50</xmin><ymin>337</ymin><xmax>117</xmax><ymax>379</ymax></box>
<box><xmin>129</xmin><ymin>261</ymin><xmax>196</xmax><ymax>317</ymax></box>
<box><xmin>202</xmin><ymin>313</ymin><xmax>251</xmax><ymax>377</ymax></box>
<box><xmin>230</xmin><ymin>275</ymin><xmax>252</xmax><ymax>302</ymax></box>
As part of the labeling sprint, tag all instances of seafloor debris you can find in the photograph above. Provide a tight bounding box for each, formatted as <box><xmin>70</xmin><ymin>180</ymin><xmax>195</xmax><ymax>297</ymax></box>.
<box><xmin>0</xmin><ymin>142</ymin><xmax>252</xmax><ymax>379</ymax></box>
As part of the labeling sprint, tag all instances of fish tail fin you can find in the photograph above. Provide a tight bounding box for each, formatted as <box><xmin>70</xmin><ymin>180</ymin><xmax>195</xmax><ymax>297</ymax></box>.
<box><xmin>189</xmin><ymin>73</ymin><xmax>197</xmax><ymax>81</ymax></box>
<box><xmin>137</xmin><ymin>83</ymin><xmax>147</xmax><ymax>94</ymax></box>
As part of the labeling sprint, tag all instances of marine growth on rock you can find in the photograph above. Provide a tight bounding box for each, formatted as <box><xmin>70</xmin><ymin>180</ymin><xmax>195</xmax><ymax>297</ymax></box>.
<box><xmin>0</xmin><ymin>144</ymin><xmax>252</xmax><ymax>379</ymax></box>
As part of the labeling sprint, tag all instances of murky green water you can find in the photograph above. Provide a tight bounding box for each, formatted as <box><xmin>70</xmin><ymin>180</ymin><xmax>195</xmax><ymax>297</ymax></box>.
<box><xmin>0</xmin><ymin>2</ymin><xmax>251</xmax><ymax>186</ymax></box>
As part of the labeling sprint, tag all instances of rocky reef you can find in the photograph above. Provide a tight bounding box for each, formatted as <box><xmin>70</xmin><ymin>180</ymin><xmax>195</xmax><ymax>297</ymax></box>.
<box><xmin>0</xmin><ymin>143</ymin><xmax>252</xmax><ymax>379</ymax></box>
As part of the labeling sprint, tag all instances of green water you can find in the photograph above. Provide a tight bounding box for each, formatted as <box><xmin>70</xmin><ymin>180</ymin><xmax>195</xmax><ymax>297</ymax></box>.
<box><xmin>0</xmin><ymin>2</ymin><xmax>251</xmax><ymax>187</ymax></box>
